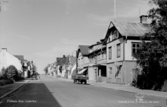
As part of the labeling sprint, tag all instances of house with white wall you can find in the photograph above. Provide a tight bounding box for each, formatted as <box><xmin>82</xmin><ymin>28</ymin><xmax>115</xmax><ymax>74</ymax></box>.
<box><xmin>0</xmin><ymin>48</ymin><xmax>22</xmax><ymax>76</ymax></box>
<box><xmin>87</xmin><ymin>42</ymin><xmax>107</xmax><ymax>82</ymax></box>
<box><xmin>102</xmin><ymin>15</ymin><xmax>150</xmax><ymax>85</ymax></box>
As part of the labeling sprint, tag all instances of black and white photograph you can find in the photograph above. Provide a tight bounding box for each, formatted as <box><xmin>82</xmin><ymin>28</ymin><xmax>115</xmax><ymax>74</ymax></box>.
<box><xmin>0</xmin><ymin>0</ymin><xmax>167</xmax><ymax>107</ymax></box>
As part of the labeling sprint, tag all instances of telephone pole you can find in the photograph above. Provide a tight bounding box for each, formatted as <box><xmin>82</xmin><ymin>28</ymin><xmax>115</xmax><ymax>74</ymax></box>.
<box><xmin>114</xmin><ymin>0</ymin><xmax>117</xmax><ymax>20</ymax></box>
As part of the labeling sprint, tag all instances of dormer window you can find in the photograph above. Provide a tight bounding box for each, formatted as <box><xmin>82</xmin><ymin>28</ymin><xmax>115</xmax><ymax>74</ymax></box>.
<box><xmin>113</xmin><ymin>30</ymin><xmax>119</xmax><ymax>40</ymax></box>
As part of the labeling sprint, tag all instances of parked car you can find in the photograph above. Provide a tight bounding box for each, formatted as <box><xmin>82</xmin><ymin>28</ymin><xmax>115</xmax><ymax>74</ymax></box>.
<box><xmin>72</xmin><ymin>74</ymin><xmax>88</xmax><ymax>84</ymax></box>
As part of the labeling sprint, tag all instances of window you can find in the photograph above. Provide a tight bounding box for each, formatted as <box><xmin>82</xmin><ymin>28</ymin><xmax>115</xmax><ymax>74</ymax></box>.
<box><xmin>108</xmin><ymin>47</ymin><xmax>112</xmax><ymax>59</ymax></box>
<box><xmin>109</xmin><ymin>67</ymin><xmax>112</xmax><ymax>74</ymax></box>
<box><xmin>112</xmin><ymin>30</ymin><xmax>119</xmax><ymax>40</ymax></box>
<box><xmin>132</xmin><ymin>42</ymin><xmax>142</xmax><ymax>56</ymax></box>
<box><xmin>117</xmin><ymin>44</ymin><xmax>121</xmax><ymax>58</ymax></box>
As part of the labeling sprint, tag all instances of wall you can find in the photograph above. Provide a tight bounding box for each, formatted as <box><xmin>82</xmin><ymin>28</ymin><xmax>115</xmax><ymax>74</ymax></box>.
<box><xmin>107</xmin><ymin>62</ymin><xmax>122</xmax><ymax>83</ymax></box>
<box><xmin>78</xmin><ymin>52</ymin><xmax>89</xmax><ymax>69</ymax></box>
<box><xmin>125</xmin><ymin>40</ymin><xmax>142</xmax><ymax>61</ymax></box>
<box><xmin>88</xmin><ymin>67</ymin><xmax>96</xmax><ymax>81</ymax></box>
<box><xmin>122</xmin><ymin>61</ymin><xmax>137</xmax><ymax>85</ymax></box>
<box><xmin>107</xmin><ymin>38</ymin><xmax>124</xmax><ymax>63</ymax></box>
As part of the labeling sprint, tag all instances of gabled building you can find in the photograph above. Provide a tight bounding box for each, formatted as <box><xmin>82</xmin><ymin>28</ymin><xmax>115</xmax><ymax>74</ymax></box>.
<box><xmin>76</xmin><ymin>45</ymin><xmax>89</xmax><ymax>75</ymax></box>
<box><xmin>102</xmin><ymin>15</ymin><xmax>150</xmax><ymax>85</ymax></box>
<box><xmin>56</xmin><ymin>55</ymin><xmax>69</xmax><ymax>77</ymax></box>
<box><xmin>88</xmin><ymin>40</ymin><xmax>107</xmax><ymax>82</ymax></box>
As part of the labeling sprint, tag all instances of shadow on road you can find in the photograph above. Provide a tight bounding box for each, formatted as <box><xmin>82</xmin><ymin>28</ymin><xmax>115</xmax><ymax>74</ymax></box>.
<box><xmin>0</xmin><ymin>83</ymin><xmax>62</xmax><ymax>107</ymax></box>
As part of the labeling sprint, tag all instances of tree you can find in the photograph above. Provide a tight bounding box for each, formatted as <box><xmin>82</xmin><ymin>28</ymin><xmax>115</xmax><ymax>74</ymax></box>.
<box><xmin>5</xmin><ymin>65</ymin><xmax>18</xmax><ymax>80</ymax></box>
<box><xmin>44</xmin><ymin>66</ymin><xmax>48</xmax><ymax>75</ymax></box>
<box><xmin>133</xmin><ymin>0</ymin><xmax>167</xmax><ymax>91</ymax></box>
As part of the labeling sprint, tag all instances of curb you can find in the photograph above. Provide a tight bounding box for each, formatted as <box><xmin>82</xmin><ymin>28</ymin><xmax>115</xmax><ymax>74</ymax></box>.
<box><xmin>0</xmin><ymin>80</ymin><xmax>30</xmax><ymax>100</ymax></box>
<box><xmin>88</xmin><ymin>82</ymin><xmax>167</xmax><ymax>99</ymax></box>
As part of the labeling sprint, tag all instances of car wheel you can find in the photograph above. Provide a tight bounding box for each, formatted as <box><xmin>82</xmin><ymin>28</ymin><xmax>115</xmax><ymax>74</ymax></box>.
<box><xmin>85</xmin><ymin>81</ymin><xmax>87</xmax><ymax>84</ymax></box>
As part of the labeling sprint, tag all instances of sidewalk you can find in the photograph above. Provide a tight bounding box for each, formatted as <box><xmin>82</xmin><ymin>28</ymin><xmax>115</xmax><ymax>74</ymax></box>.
<box><xmin>88</xmin><ymin>81</ymin><xmax>167</xmax><ymax>99</ymax></box>
<box><xmin>55</xmin><ymin>77</ymin><xmax>167</xmax><ymax>99</ymax></box>
<box><xmin>0</xmin><ymin>79</ymin><xmax>31</xmax><ymax>99</ymax></box>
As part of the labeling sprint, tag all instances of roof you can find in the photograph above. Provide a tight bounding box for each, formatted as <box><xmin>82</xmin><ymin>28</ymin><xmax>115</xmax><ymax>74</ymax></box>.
<box><xmin>56</xmin><ymin>56</ymin><xmax>69</xmax><ymax>65</ymax></box>
<box><xmin>88</xmin><ymin>45</ymin><xmax>106</xmax><ymax>55</ymax></box>
<box><xmin>14</xmin><ymin>55</ymin><xmax>24</xmax><ymax>61</ymax></box>
<box><xmin>111</xmin><ymin>21</ymin><xmax>151</xmax><ymax>37</ymax></box>
<box><xmin>89</xmin><ymin>42</ymin><xmax>101</xmax><ymax>48</ymax></box>
<box><xmin>78</xmin><ymin>45</ymin><xmax>89</xmax><ymax>56</ymax></box>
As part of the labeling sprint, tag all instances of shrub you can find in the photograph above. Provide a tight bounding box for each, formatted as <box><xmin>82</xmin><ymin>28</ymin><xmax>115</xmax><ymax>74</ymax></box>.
<box><xmin>0</xmin><ymin>79</ymin><xmax>14</xmax><ymax>86</ymax></box>
<box><xmin>5</xmin><ymin>65</ymin><xmax>18</xmax><ymax>80</ymax></box>
<box><xmin>0</xmin><ymin>67</ymin><xmax>7</xmax><ymax>79</ymax></box>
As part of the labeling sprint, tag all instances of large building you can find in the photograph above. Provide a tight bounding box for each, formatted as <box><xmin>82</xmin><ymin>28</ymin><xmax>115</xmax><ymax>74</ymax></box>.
<box><xmin>102</xmin><ymin>15</ymin><xmax>150</xmax><ymax>85</ymax></box>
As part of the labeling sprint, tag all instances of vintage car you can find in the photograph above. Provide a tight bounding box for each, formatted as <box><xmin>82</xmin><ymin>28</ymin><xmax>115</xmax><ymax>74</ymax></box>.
<box><xmin>72</xmin><ymin>74</ymin><xmax>88</xmax><ymax>84</ymax></box>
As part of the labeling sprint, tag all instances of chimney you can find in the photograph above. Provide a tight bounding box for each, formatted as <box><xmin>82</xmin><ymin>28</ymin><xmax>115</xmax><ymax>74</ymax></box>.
<box><xmin>2</xmin><ymin>48</ymin><xmax>7</xmax><ymax>52</ymax></box>
<box><xmin>140</xmin><ymin>15</ymin><xmax>148</xmax><ymax>23</ymax></box>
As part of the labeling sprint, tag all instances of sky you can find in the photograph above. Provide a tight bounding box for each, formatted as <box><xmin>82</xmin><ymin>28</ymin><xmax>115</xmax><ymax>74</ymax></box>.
<box><xmin>0</xmin><ymin>0</ymin><xmax>152</xmax><ymax>74</ymax></box>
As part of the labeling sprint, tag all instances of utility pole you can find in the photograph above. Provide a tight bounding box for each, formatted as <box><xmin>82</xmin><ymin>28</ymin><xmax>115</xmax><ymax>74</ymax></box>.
<box><xmin>114</xmin><ymin>0</ymin><xmax>117</xmax><ymax>20</ymax></box>
<box><xmin>0</xmin><ymin>2</ymin><xmax>1</xmax><ymax>69</ymax></box>
<box><xmin>0</xmin><ymin>1</ymin><xmax>9</xmax><ymax>51</ymax></box>
<box><xmin>76</xmin><ymin>50</ymin><xmax>78</xmax><ymax>74</ymax></box>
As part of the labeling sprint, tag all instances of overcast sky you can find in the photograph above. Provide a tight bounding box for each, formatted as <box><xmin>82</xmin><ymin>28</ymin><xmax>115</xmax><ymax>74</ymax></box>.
<box><xmin>0</xmin><ymin>0</ymin><xmax>151</xmax><ymax>74</ymax></box>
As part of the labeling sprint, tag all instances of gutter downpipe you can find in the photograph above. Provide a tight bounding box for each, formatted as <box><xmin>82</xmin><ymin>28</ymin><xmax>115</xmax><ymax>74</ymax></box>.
<box><xmin>123</xmin><ymin>36</ymin><xmax>127</xmax><ymax>85</ymax></box>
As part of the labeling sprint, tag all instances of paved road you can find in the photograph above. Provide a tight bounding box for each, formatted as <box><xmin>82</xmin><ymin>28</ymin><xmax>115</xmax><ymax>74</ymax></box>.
<box><xmin>0</xmin><ymin>75</ymin><xmax>166</xmax><ymax>107</ymax></box>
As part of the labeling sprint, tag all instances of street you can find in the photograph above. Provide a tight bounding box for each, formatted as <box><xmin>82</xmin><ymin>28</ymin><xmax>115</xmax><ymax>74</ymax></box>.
<box><xmin>0</xmin><ymin>75</ymin><xmax>166</xmax><ymax>107</ymax></box>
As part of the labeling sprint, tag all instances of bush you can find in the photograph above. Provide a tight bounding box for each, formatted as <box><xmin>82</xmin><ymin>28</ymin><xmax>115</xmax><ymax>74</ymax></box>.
<box><xmin>0</xmin><ymin>79</ymin><xmax>14</xmax><ymax>86</ymax></box>
<box><xmin>5</xmin><ymin>65</ymin><xmax>18</xmax><ymax>80</ymax></box>
<box><xmin>15</xmin><ymin>76</ymin><xmax>25</xmax><ymax>81</ymax></box>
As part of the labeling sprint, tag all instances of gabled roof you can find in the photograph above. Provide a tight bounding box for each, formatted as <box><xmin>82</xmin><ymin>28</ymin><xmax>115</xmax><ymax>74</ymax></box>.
<box><xmin>112</xmin><ymin>21</ymin><xmax>150</xmax><ymax>37</ymax></box>
<box><xmin>103</xmin><ymin>21</ymin><xmax>151</xmax><ymax>45</ymax></box>
<box><xmin>78</xmin><ymin>45</ymin><xmax>89</xmax><ymax>56</ymax></box>
<box><xmin>14</xmin><ymin>55</ymin><xmax>24</xmax><ymax>61</ymax></box>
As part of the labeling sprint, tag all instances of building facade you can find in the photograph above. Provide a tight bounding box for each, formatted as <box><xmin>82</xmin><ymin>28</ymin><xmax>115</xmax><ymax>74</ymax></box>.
<box><xmin>103</xmin><ymin>19</ymin><xmax>150</xmax><ymax>85</ymax></box>
<box><xmin>88</xmin><ymin>42</ymin><xmax>107</xmax><ymax>82</ymax></box>
<box><xmin>76</xmin><ymin>45</ymin><xmax>89</xmax><ymax>76</ymax></box>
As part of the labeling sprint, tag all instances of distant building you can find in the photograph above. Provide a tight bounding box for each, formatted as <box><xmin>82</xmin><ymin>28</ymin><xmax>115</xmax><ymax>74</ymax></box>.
<box><xmin>56</xmin><ymin>55</ymin><xmax>69</xmax><ymax>77</ymax></box>
<box><xmin>0</xmin><ymin>48</ymin><xmax>22</xmax><ymax>74</ymax></box>
<box><xmin>76</xmin><ymin>45</ymin><xmax>89</xmax><ymax>77</ymax></box>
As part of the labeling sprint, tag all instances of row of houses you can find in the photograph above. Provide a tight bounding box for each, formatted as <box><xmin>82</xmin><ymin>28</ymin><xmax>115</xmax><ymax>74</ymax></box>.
<box><xmin>0</xmin><ymin>48</ymin><xmax>35</xmax><ymax>78</ymax></box>
<box><xmin>76</xmin><ymin>15</ymin><xmax>150</xmax><ymax>85</ymax></box>
<box><xmin>46</xmin><ymin>55</ymin><xmax>76</xmax><ymax>79</ymax></box>
<box><xmin>48</xmin><ymin>15</ymin><xmax>150</xmax><ymax>86</ymax></box>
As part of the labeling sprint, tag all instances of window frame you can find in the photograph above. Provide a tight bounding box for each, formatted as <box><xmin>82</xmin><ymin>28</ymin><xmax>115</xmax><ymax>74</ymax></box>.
<box><xmin>108</xmin><ymin>46</ymin><xmax>112</xmax><ymax>59</ymax></box>
<box><xmin>117</xmin><ymin>43</ymin><xmax>121</xmax><ymax>58</ymax></box>
<box><xmin>131</xmin><ymin>42</ymin><xmax>142</xmax><ymax>57</ymax></box>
